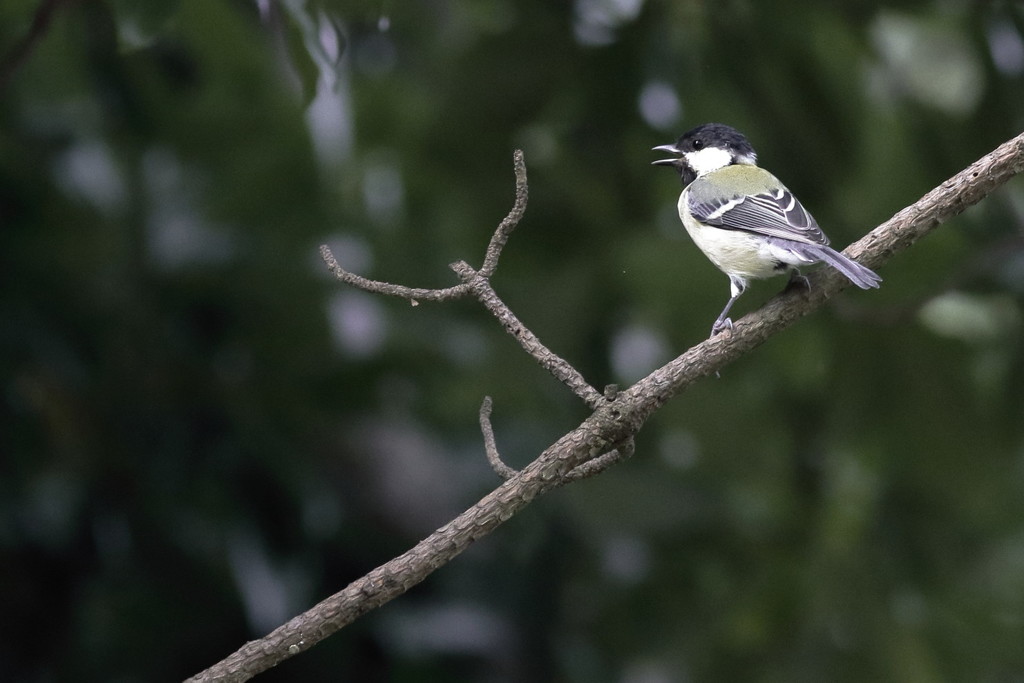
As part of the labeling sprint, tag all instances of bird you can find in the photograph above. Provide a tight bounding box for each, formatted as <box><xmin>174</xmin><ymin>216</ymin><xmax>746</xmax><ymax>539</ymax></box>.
<box><xmin>652</xmin><ymin>122</ymin><xmax>880</xmax><ymax>337</ymax></box>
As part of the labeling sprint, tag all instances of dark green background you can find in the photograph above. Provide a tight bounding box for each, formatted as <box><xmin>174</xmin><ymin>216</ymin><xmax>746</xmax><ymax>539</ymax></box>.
<box><xmin>3</xmin><ymin>1</ymin><xmax>1024</xmax><ymax>681</ymax></box>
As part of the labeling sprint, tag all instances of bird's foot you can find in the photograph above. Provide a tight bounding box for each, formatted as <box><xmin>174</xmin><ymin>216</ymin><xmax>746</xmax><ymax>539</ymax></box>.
<box><xmin>785</xmin><ymin>270</ymin><xmax>810</xmax><ymax>292</ymax></box>
<box><xmin>711</xmin><ymin>317</ymin><xmax>734</xmax><ymax>337</ymax></box>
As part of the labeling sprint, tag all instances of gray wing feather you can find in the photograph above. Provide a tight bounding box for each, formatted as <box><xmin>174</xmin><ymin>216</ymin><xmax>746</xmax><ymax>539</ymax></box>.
<box><xmin>784</xmin><ymin>241</ymin><xmax>882</xmax><ymax>289</ymax></box>
<box><xmin>690</xmin><ymin>187</ymin><xmax>829</xmax><ymax>246</ymax></box>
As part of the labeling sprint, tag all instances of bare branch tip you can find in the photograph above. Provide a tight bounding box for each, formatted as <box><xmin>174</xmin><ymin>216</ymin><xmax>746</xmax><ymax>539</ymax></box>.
<box><xmin>449</xmin><ymin>260</ymin><xmax>477</xmax><ymax>281</ymax></box>
<box><xmin>559</xmin><ymin>436</ymin><xmax>637</xmax><ymax>485</ymax></box>
<box><xmin>479</xmin><ymin>396</ymin><xmax>516</xmax><ymax>480</ymax></box>
<box><xmin>319</xmin><ymin>244</ymin><xmax>338</xmax><ymax>266</ymax></box>
<box><xmin>513</xmin><ymin>151</ymin><xmax>527</xmax><ymax>188</ymax></box>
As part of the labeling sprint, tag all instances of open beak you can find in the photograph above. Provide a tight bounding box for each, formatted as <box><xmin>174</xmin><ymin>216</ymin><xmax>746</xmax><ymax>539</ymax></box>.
<box><xmin>651</xmin><ymin>143</ymin><xmax>684</xmax><ymax>167</ymax></box>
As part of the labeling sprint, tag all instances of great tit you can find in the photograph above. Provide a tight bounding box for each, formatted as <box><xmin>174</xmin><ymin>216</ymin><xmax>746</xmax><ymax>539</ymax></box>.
<box><xmin>652</xmin><ymin>123</ymin><xmax>880</xmax><ymax>337</ymax></box>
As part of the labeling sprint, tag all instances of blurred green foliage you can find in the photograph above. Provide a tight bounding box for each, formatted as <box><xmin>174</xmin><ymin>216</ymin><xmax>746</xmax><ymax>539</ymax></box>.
<box><xmin>2</xmin><ymin>1</ymin><xmax>1024</xmax><ymax>681</ymax></box>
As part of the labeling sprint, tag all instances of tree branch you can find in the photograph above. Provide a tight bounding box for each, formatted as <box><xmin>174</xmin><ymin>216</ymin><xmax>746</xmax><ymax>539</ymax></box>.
<box><xmin>187</xmin><ymin>131</ymin><xmax>1024</xmax><ymax>682</ymax></box>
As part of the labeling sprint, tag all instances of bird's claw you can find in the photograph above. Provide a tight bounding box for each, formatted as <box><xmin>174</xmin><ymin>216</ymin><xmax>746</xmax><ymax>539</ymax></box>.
<box><xmin>711</xmin><ymin>317</ymin><xmax>733</xmax><ymax>337</ymax></box>
<box><xmin>785</xmin><ymin>270</ymin><xmax>811</xmax><ymax>292</ymax></box>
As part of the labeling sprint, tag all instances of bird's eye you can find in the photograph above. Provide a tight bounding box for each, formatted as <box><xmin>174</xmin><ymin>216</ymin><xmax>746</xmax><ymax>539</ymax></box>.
<box><xmin>692</xmin><ymin>139</ymin><xmax>704</xmax><ymax>150</ymax></box>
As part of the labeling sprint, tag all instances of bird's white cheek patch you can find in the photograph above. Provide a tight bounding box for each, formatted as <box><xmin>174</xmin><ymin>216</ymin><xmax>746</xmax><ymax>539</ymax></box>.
<box><xmin>684</xmin><ymin>147</ymin><xmax>733</xmax><ymax>176</ymax></box>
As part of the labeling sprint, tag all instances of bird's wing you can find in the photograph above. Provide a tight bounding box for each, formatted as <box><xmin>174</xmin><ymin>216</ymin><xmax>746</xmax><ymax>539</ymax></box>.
<box><xmin>689</xmin><ymin>186</ymin><xmax>829</xmax><ymax>246</ymax></box>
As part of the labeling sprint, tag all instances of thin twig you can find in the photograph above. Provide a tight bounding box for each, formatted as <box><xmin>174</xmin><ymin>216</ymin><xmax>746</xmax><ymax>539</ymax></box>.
<box><xmin>479</xmin><ymin>149</ymin><xmax>528</xmax><ymax>278</ymax></box>
<box><xmin>559</xmin><ymin>437</ymin><xmax>636</xmax><ymax>484</ymax></box>
<box><xmin>479</xmin><ymin>396</ymin><xmax>517</xmax><ymax>479</ymax></box>
<box><xmin>319</xmin><ymin>245</ymin><xmax>468</xmax><ymax>303</ymax></box>
<box><xmin>451</xmin><ymin>260</ymin><xmax>603</xmax><ymax>409</ymax></box>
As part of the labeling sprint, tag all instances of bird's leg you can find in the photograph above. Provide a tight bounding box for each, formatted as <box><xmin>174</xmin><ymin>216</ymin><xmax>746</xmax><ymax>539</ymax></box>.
<box><xmin>711</xmin><ymin>297</ymin><xmax>738</xmax><ymax>336</ymax></box>
<box><xmin>711</xmin><ymin>276</ymin><xmax>747</xmax><ymax>337</ymax></box>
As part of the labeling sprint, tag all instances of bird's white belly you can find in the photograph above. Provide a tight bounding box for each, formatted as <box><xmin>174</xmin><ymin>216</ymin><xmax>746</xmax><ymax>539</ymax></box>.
<box><xmin>678</xmin><ymin>200</ymin><xmax>785</xmax><ymax>280</ymax></box>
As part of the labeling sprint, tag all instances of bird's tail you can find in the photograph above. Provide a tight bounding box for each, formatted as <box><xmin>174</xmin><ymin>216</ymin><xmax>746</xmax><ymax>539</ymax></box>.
<box><xmin>799</xmin><ymin>243</ymin><xmax>881</xmax><ymax>289</ymax></box>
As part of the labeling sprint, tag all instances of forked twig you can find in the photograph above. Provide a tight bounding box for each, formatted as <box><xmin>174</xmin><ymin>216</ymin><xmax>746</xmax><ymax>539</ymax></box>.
<box><xmin>320</xmin><ymin>150</ymin><xmax>602</xmax><ymax>409</ymax></box>
<box><xmin>319</xmin><ymin>148</ymin><xmax>528</xmax><ymax>302</ymax></box>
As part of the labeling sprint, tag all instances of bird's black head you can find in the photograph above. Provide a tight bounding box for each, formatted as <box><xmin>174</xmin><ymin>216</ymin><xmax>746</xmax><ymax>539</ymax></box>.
<box><xmin>673</xmin><ymin>123</ymin><xmax>757</xmax><ymax>159</ymax></box>
<box><xmin>652</xmin><ymin>123</ymin><xmax>758</xmax><ymax>185</ymax></box>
